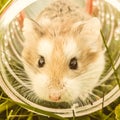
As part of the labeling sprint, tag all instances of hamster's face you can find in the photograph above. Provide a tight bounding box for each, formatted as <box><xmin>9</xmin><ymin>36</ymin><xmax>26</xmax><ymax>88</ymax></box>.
<box><xmin>22</xmin><ymin>18</ymin><xmax>105</xmax><ymax>102</ymax></box>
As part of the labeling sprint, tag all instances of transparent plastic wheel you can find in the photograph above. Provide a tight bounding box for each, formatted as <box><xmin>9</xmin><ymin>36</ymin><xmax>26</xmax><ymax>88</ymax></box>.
<box><xmin>0</xmin><ymin>0</ymin><xmax>120</xmax><ymax>117</ymax></box>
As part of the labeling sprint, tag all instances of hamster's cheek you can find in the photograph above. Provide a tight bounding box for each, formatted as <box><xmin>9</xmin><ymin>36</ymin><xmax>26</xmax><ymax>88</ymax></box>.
<box><xmin>63</xmin><ymin>77</ymin><xmax>91</xmax><ymax>101</ymax></box>
<box><xmin>31</xmin><ymin>73</ymin><xmax>50</xmax><ymax>100</ymax></box>
<box><xmin>63</xmin><ymin>77</ymin><xmax>81</xmax><ymax>101</ymax></box>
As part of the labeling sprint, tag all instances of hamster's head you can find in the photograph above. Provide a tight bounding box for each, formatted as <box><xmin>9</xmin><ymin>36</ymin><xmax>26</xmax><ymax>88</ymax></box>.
<box><xmin>22</xmin><ymin>17</ymin><xmax>105</xmax><ymax>103</ymax></box>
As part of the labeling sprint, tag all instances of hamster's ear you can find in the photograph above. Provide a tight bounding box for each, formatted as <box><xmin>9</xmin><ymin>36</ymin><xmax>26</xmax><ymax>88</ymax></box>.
<box><xmin>22</xmin><ymin>18</ymin><xmax>44</xmax><ymax>41</ymax></box>
<box><xmin>81</xmin><ymin>17</ymin><xmax>102</xmax><ymax>52</ymax></box>
<box><xmin>73</xmin><ymin>17</ymin><xmax>102</xmax><ymax>52</ymax></box>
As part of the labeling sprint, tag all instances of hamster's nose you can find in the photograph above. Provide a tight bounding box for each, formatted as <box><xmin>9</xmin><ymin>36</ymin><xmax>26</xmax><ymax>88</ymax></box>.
<box><xmin>49</xmin><ymin>95</ymin><xmax>61</xmax><ymax>101</ymax></box>
<box><xmin>49</xmin><ymin>91</ymin><xmax>61</xmax><ymax>101</ymax></box>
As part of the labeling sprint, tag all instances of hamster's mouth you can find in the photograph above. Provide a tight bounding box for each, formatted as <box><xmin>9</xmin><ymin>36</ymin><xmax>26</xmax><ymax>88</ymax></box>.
<box><xmin>37</xmin><ymin>95</ymin><xmax>70</xmax><ymax>103</ymax></box>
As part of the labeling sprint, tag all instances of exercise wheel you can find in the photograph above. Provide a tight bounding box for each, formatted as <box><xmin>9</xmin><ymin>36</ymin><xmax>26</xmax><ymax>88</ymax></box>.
<box><xmin>0</xmin><ymin>0</ymin><xmax>120</xmax><ymax>117</ymax></box>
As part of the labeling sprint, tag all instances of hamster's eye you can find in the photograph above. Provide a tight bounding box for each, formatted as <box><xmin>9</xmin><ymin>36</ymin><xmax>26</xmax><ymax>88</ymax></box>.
<box><xmin>69</xmin><ymin>57</ymin><xmax>78</xmax><ymax>70</ymax></box>
<box><xmin>38</xmin><ymin>56</ymin><xmax>45</xmax><ymax>67</ymax></box>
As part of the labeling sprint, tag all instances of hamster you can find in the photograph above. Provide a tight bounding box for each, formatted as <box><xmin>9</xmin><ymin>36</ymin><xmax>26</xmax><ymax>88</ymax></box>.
<box><xmin>22</xmin><ymin>0</ymin><xmax>105</xmax><ymax>103</ymax></box>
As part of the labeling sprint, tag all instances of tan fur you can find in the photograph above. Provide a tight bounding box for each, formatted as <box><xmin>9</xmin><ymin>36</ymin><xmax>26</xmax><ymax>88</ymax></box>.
<box><xmin>22</xmin><ymin>0</ymin><xmax>105</xmax><ymax>102</ymax></box>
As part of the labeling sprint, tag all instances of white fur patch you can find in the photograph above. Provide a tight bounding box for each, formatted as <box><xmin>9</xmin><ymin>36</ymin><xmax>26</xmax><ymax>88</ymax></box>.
<box><xmin>63</xmin><ymin>38</ymin><xmax>78</xmax><ymax>59</ymax></box>
<box><xmin>38</xmin><ymin>17</ymin><xmax>51</xmax><ymax>26</ymax></box>
<box><xmin>37</xmin><ymin>39</ymin><xmax>53</xmax><ymax>58</ymax></box>
<box><xmin>31</xmin><ymin>73</ymin><xmax>49</xmax><ymax>100</ymax></box>
<box><xmin>63</xmin><ymin>77</ymin><xmax>82</xmax><ymax>100</ymax></box>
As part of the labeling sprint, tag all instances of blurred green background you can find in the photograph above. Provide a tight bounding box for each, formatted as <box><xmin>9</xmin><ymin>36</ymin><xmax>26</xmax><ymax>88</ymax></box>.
<box><xmin>0</xmin><ymin>0</ymin><xmax>7</xmax><ymax>9</ymax></box>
